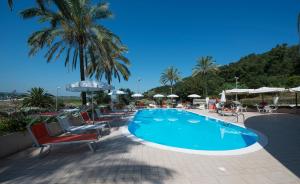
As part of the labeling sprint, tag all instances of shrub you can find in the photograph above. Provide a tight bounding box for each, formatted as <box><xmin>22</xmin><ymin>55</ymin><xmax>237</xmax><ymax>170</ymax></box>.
<box><xmin>0</xmin><ymin>113</ymin><xmax>54</xmax><ymax>136</ymax></box>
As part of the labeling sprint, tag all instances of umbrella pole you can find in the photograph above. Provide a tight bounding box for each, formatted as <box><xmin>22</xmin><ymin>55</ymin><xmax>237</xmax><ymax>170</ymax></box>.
<box><xmin>296</xmin><ymin>93</ymin><xmax>298</xmax><ymax>107</ymax></box>
<box><xmin>92</xmin><ymin>92</ymin><xmax>95</xmax><ymax>124</ymax></box>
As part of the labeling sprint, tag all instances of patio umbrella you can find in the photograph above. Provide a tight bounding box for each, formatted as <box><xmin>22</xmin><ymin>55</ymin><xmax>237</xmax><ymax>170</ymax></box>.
<box><xmin>108</xmin><ymin>90</ymin><xmax>126</xmax><ymax>95</ymax></box>
<box><xmin>66</xmin><ymin>80</ymin><xmax>114</xmax><ymax>123</ymax></box>
<box><xmin>167</xmin><ymin>94</ymin><xmax>179</xmax><ymax>98</ymax></box>
<box><xmin>153</xmin><ymin>94</ymin><xmax>165</xmax><ymax>98</ymax></box>
<box><xmin>220</xmin><ymin>90</ymin><xmax>226</xmax><ymax>103</ymax></box>
<box><xmin>225</xmin><ymin>88</ymin><xmax>254</xmax><ymax>94</ymax></box>
<box><xmin>289</xmin><ymin>86</ymin><xmax>300</xmax><ymax>92</ymax></box>
<box><xmin>249</xmin><ymin>87</ymin><xmax>286</xmax><ymax>94</ymax></box>
<box><xmin>225</xmin><ymin>88</ymin><xmax>254</xmax><ymax>102</ymax></box>
<box><xmin>131</xmin><ymin>93</ymin><xmax>144</xmax><ymax>98</ymax></box>
<box><xmin>188</xmin><ymin>94</ymin><xmax>201</xmax><ymax>98</ymax></box>
<box><xmin>249</xmin><ymin>87</ymin><xmax>286</xmax><ymax>103</ymax></box>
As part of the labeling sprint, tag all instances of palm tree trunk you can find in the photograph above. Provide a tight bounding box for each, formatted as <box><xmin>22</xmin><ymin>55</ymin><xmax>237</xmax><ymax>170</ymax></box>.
<box><xmin>204</xmin><ymin>75</ymin><xmax>208</xmax><ymax>97</ymax></box>
<box><xmin>79</xmin><ymin>44</ymin><xmax>87</xmax><ymax>105</ymax></box>
<box><xmin>108</xmin><ymin>80</ymin><xmax>111</xmax><ymax>93</ymax></box>
<box><xmin>205</xmin><ymin>81</ymin><xmax>208</xmax><ymax>97</ymax></box>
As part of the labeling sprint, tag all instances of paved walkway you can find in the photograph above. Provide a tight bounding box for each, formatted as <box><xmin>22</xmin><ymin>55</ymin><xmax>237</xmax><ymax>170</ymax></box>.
<box><xmin>0</xmin><ymin>110</ymin><xmax>299</xmax><ymax>184</ymax></box>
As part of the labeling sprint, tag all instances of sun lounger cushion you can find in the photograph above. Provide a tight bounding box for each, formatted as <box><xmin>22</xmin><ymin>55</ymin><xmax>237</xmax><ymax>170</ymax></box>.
<box><xmin>69</xmin><ymin>114</ymin><xmax>84</xmax><ymax>126</ymax></box>
<box><xmin>81</xmin><ymin>112</ymin><xmax>90</xmax><ymax>122</ymax></box>
<box><xmin>31</xmin><ymin>122</ymin><xmax>49</xmax><ymax>141</ymax></box>
<box><xmin>47</xmin><ymin>122</ymin><xmax>64</xmax><ymax>136</ymax></box>
<box><xmin>38</xmin><ymin>133</ymin><xmax>97</xmax><ymax>145</ymax></box>
<box><xmin>31</xmin><ymin>123</ymin><xmax>97</xmax><ymax>145</ymax></box>
<box><xmin>81</xmin><ymin>111</ymin><xmax>112</xmax><ymax>123</ymax></box>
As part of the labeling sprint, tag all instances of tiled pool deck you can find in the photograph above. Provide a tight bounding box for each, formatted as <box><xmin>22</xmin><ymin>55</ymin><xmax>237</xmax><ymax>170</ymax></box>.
<box><xmin>0</xmin><ymin>110</ymin><xmax>299</xmax><ymax>184</ymax></box>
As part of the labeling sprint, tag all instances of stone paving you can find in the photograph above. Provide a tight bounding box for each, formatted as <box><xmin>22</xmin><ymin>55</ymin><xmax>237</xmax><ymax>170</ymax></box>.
<box><xmin>0</xmin><ymin>110</ymin><xmax>300</xmax><ymax>184</ymax></box>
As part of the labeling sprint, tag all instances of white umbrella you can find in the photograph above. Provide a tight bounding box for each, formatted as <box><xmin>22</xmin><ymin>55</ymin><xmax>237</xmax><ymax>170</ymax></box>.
<box><xmin>249</xmin><ymin>87</ymin><xmax>286</xmax><ymax>94</ymax></box>
<box><xmin>66</xmin><ymin>80</ymin><xmax>113</xmax><ymax>123</ymax></box>
<box><xmin>290</xmin><ymin>86</ymin><xmax>300</xmax><ymax>92</ymax></box>
<box><xmin>108</xmin><ymin>90</ymin><xmax>126</xmax><ymax>95</ymax></box>
<box><xmin>153</xmin><ymin>94</ymin><xmax>164</xmax><ymax>98</ymax></box>
<box><xmin>188</xmin><ymin>94</ymin><xmax>201</xmax><ymax>98</ymax></box>
<box><xmin>225</xmin><ymin>88</ymin><xmax>254</xmax><ymax>94</ymax></box>
<box><xmin>66</xmin><ymin>81</ymin><xmax>113</xmax><ymax>92</ymax></box>
<box><xmin>220</xmin><ymin>90</ymin><xmax>226</xmax><ymax>103</ymax></box>
<box><xmin>167</xmin><ymin>94</ymin><xmax>179</xmax><ymax>98</ymax></box>
<box><xmin>132</xmin><ymin>93</ymin><xmax>144</xmax><ymax>98</ymax></box>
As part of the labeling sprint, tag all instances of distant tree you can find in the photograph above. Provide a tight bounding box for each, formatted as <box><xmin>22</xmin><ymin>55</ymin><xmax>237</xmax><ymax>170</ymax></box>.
<box><xmin>160</xmin><ymin>66</ymin><xmax>181</xmax><ymax>94</ymax></box>
<box><xmin>94</xmin><ymin>91</ymin><xmax>110</xmax><ymax>105</ymax></box>
<box><xmin>22</xmin><ymin>87</ymin><xmax>54</xmax><ymax>108</ymax></box>
<box><xmin>192</xmin><ymin>56</ymin><xmax>218</xmax><ymax>97</ymax></box>
<box><xmin>119</xmin><ymin>88</ymin><xmax>134</xmax><ymax>105</ymax></box>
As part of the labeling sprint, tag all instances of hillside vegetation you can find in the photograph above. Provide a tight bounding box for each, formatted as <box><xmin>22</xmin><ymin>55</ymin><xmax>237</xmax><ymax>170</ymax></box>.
<box><xmin>146</xmin><ymin>44</ymin><xmax>300</xmax><ymax>99</ymax></box>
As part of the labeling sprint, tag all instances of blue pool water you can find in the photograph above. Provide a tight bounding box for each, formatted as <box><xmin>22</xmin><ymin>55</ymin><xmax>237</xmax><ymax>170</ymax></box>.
<box><xmin>128</xmin><ymin>109</ymin><xmax>258</xmax><ymax>151</ymax></box>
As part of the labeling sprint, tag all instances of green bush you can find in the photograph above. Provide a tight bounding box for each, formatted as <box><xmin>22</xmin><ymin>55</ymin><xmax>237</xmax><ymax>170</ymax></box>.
<box><xmin>0</xmin><ymin>113</ymin><xmax>54</xmax><ymax>136</ymax></box>
<box><xmin>0</xmin><ymin>114</ymin><xmax>32</xmax><ymax>135</ymax></box>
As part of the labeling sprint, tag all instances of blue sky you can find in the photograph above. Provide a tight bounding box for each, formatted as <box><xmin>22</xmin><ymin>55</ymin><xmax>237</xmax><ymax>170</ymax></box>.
<box><xmin>0</xmin><ymin>0</ymin><xmax>299</xmax><ymax>96</ymax></box>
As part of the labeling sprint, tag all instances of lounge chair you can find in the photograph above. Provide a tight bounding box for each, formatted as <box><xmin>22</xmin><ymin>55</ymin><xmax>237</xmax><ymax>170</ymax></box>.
<box><xmin>264</xmin><ymin>105</ymin><xmax>278</xmax><ymax>113</ymax></box>
<box><xmin>57</xmin><ymin>114</ymin><xmax>106</xmax><ymax>136</ymax></box>
<box><xmin>240</xmin><ymin>106</ymin><xmax>247</xmax><ymax>112</ymax></box>
<box><xmin>95</xmin><ymin>109</ymin><xmax>122</xmax><ymax>118</ymax></box>
<box><xmin>197</xmin><ymin>104</ymin><xmax>205</xmax><ymax>110</ymax></box>
<box><xmin>256</xmin><ymin>105</ymin><xmax>265</xmax><ymax>113</ymax></box>
<box><xmin>176</xmin><ymin>103</ymin><xmax>184</xmax><ymax>108</ymax></box>
<box><xmin>27</xmin><ymin>122</ymin><xmax>98</xmax><ymax>156</ymax></box>
<box><xmin>80</xmin><ymin>111</ymin><xmax>111</xmax><ymax>128</ymax></box>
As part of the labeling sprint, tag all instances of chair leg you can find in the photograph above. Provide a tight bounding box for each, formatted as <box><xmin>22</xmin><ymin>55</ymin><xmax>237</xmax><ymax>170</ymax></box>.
<box><xmin>39</xmin><ymin>146</ymin><xmax>44</xmax><ymax>156</ymax></box>
<box><xmin>39</xmin><ymin>145</ymin><xmax>51</xmax><ymax>158</ymax></box>
<box><xmin>107</xmin><ymin>121</ymin><xmax>111</xmax><ymax>128</ymax></box>
<box><xmin>88</xmin><ymin>142</ymin><xmax>95</xmax><ymax>152</ymax></box>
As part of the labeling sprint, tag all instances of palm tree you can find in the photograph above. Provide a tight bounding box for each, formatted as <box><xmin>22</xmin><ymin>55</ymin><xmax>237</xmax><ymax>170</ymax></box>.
<box><xmin>192</xmin><ymin>56</ymin><xmax>218</xmax><ymax>97</ymax></box>
<box><xmin>20</xmin><ymin>0</ymin><xmax>123</xmax><ymax>105</ymax></box>
<box><xmin>160</xmin><ymin>66</ymin><xmax>181</xmax><ymax>94</ymax></box>
<box><xmin>7</xmin><ymin>0</ymin><xmax>13</xmax><ymax>10</ymax></box>
<box><xmin>22</xmin><ymin>87</ymin><xmax>54</xmax><ymax>108</ymax></box>
<box><xmin>87</xmin><ymin>45</ymin><xmax>131</xmax><ymax>86</ymax></box>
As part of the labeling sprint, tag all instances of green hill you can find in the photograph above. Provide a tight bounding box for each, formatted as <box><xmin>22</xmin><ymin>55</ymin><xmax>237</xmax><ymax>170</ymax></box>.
<box><xmin>146</xmin><ymin>44</ymin><xmax>300</xmax><ymax>99</ymax></box>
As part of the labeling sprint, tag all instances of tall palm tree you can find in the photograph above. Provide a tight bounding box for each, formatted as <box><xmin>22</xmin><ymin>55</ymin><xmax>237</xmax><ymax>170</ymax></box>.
<box><xmin>87</xmin><ymin>45</ymin><xmax>131</xmax><ymax>86</ymax></box>
<box><xmin>192</xmin><ymin>56</ymin><xmax>218</xmax><ymax>97</ymax></box>
<box><xmin>20</xmin><ymin>0</ymin><xmax>123</xmax><ymax>105</ymax></box>
<box><xmin>160</xmin><ymin>66</ymin><xmax>181</xmax><ymax>94</ymax></box>
<box><xmin>8</xmin><ymin>0</ymin><xmax>13</xmax><ymax>11</ymax></box>
<box><xmin>22</xmin><ymin>87</ymin><xmax>54</xmax><ymax>108</ymax></box>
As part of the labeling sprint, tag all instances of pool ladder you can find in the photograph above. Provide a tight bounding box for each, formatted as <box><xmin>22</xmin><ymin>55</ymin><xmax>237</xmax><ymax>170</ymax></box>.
<box><xmin>231</xmin><ymin>112</ymin><xmax>245</xmax><ymax>123</ymax></box>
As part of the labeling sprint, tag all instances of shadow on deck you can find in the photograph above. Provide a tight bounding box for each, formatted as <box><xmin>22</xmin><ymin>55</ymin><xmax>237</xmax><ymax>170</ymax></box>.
<box><xmin>244</xmin><ymin>113</ymin><xmax>300</xmax><ymax>177</ymax></box>
<box><xmin>0</xmin><ymin>134</ymin><xmax>175</xmax><ymax>184</ymax></box>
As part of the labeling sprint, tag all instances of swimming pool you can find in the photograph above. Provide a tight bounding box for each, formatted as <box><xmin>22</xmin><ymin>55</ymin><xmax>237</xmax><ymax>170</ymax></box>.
<box><xmin>127</xmin><ymin>109</ymin><xmax>263</xmax><ymax>154</ymax></box>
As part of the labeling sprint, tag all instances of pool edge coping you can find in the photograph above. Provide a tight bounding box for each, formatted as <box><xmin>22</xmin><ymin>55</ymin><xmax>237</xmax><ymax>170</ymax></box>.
<box><xmin>122</xmin><ymin>109</ymin><xmax>268</xmax><ymax>156</ymax></box>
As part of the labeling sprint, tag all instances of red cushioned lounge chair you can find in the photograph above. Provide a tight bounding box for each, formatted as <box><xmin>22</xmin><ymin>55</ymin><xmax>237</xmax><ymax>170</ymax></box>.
<box><xmin>27</xmin><ymin>122</ymin><xmax>98</xmax><ymax>156</ymax></box>
<box><xmin>80</xmin><ymin>111</ymin><xmax>111</xmax><ymax>128</ymax></box>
